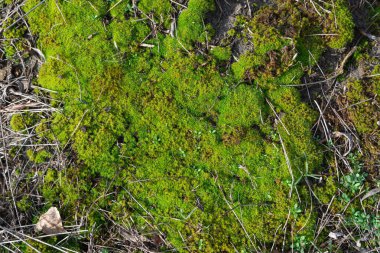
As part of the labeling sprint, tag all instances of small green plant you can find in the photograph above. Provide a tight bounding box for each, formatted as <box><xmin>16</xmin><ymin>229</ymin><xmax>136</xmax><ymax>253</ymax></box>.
<box><xmin>342</xmin><ymin>154</ymin><xmax>366</xmax><ymax>194</ymax></box>
<box><xmin>291</xmin><ymin>203</ymin><xmax>303</xmax><ymax>219</ymax></box>
<box><xmin>350</xmin><ymin>210</ymin><xmax>371</xmax><ymax>230</ymax></box>
<box><xmin>342</xmin><ymin>170</ymin><xmax>366</xmax><ymax>194</ymax></box>
<box><xmin>348</xmin><ymin>210</ymin><xmax>380</xmax><ymax>245</ymax></box>
<box><xmin>292</xmin><ymin>235</ymin><xmax>309</xmax><ymax>253</ymax></box>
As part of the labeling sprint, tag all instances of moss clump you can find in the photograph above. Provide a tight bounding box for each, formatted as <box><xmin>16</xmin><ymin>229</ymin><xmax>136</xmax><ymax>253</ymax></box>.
<box><xmin>110</xmin><ymin>17</ymin><xmax>151</xmax><ymax>53</ymax></box>
<box><xmin>324</xmin><ymin>0</ymin><xmax>355</xmax><ymax>49</ymax></box>
<box><xmin>230</xmin><ymin>0</ymin><xmax>354</xmax><ymax>87</ymax></box>
<box><xmin>42</xmin><ymin>168</ymin><xmax>81</xmax><ymax>208</ymax></box>
<box><xmin>1</xmin><ymin>17</ymin><xmax>28</xmax><ymax>58</ymax></box>
<box><xmin>138</xmin><ymin>0</ymin><xmax>172</xmax><ymax>22</ymax></box>
<box><xmin>10</xmin><ymin>113</ymin><xmax>39</xmax><ymax>132</ymax></box>
<box><xmin>342</xmin><ymin>46</ymin><xmax>380</xmax><ymax>172</ymax></box>
<box><xmin>211</xmin><ymin>46</ymin><xmax>231</xmax><ymax>61</ymax></box>
<box><xmin>230</xmin><ymin>1</ymin><xmax>325</xmax><ymax>86</ymax></box>
<box><xmin>177</xmin><ymin>0</ymin><xmax>215</xmax><ymax>45</ymax></box>
<box><xmin>346</xmin><ymin>79</ymin><xmax>379</xmax><ymax>134</ymax></box>
<box><xmin>313</xmin><ymin>164</ymin><xmax>342</xmax><ymax>212</ymax></box>
<box><xmin>10</xmin><ymin>114</ymin><xmax>26</xmax><ymax>132</ymax></box>
<box><xmin>16</xmin><ymin>195</ymin><xmax>32</xmax><ymax>212</ymax></box>
<box><xmin>26</xmin><ymin>149</ymin><xmax>51</xmax><ymax>164</ymax></box>
<box><xmin>20</xmin><ymin>0</ymin><xmax>334</xmax><ymax>250</ymax></box>
<box><xmin>218</xmin><ymin>85</ymin><xmax>265</xmax><ymax>128</ymax></box>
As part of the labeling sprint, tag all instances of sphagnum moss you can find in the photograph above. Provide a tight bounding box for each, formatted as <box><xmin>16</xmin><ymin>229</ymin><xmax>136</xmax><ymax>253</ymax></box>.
<box><xmin>19</xmin><ymin>0</ymin><xmax>355</xmax><ymax>251</ymax></box>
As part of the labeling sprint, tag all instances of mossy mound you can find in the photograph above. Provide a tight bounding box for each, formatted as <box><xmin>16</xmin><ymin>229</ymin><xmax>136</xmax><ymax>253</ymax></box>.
<box><xmin>20</xmin><ymin>0</ymin><xmax>354</xmax><ymax>251</ymax></box>
<box><xmin>343</xmin><ymin>43</ymin><xmax>380</xmax><ymax>174</ymax></box>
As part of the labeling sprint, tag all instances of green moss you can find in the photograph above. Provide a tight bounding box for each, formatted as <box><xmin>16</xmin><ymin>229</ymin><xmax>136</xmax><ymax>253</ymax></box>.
<box><xmin>41</xmin><ymin>168</ymin><xmax>82</xmax><ymax>209</ymax></box>
<box><xmin>346</xmin><ymin>79</ymin><xmax>379</xmax><ymax>134</ymax></box>
<box><xmin>110</xmin><ymin>18</ymin><xmax>151</xmax><ymax>53</ymax></box>
<box><xmin>211</xmin><ymin>46</ymin><xmax>231</xmax><ymax>61</ymax></box>
<box><xmin>10</xmin><ymin>114</ymin><xmax>26</xmax><ymax>131</ymax></box>
<box><xmin>325</xmin><ymin>0</ymin><xmax>355</xmax><ymax>49</ymax></box>
<box><xmin>138</xmin><ymin>0</ymin><xmax>172</xmax><ymax>18</ymax></box>
<box><xmin>109</xmin><ymin>0</ymin><xmax>133</xmax><ymax>18</ymax></box>
<box><xmin>342</xmin><ymin>48</ymin><xmax>379</xmax><ymax>172</ymax></box>
<box><xmin>315</xmin><ymin>173</ymin><xmax>338</xmax><ymax>206</ymax></box>
<box><xmin>232</xmin><ymin>53</ymin><xmax>263</xmax><ymax>80</ymax></box>
<box><xmin>10</xmin><ymin>113</ymin><xmax>39</xmax><ymax>132</ymax></box>
<box><xmin>19</xmin><ymin>0</ymin><xmax>330</xmax><ymax>250</ymax></box>
<box><xmin>177</xmin><ymin>0</ymin><xmax>215</xmax><ymax>45</ymax></box>
<box><xmin>26</xmin><ymin>149</ymin><xmax>52</xmax><ymax>164</ymax></box>
<box><xmin>218</xmin><ymin>84</ymin><xmax>266</xmax><ymax>128</ymax></box>
<box><xmin>17</xmin><ymin>196</ymin><xmax>32</xmax><ymax>212</ymax></box>
<box><xmin>345</xmin><ymin>44</ymin><xmax>380</xmax><ymax>135</ymax></box>
<box><xmin>1</xmin><ymin>15</ymin><xmax>28</xmax><ymax>58</ymax></box>
<box><xmin>230</xmin><ymin>1</ymin><xmax>323</xmax><ymax>86</ymax></box>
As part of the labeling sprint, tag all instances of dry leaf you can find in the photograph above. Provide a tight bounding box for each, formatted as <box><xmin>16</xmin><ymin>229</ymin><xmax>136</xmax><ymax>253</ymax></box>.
<box><xmin>35</xmin><ymin>207</ymin><xmax>66</xmax><ymax>234</ymax></box>
<box><xmin>328</xmin><ymin>231</ymin><xmax>343</xmax><ymax>240</ymax></box>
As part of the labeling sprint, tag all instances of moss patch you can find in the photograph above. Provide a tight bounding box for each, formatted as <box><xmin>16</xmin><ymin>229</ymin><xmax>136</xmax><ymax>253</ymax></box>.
<box><xmin>342</xmin><ymin>44</ymin><xmax>380</xmax><ymax>173</ymax></box>
<box><xmin>19</xmin><ymin>0</ymin><xmax>356</xmax><ymax>250</ymax></box>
